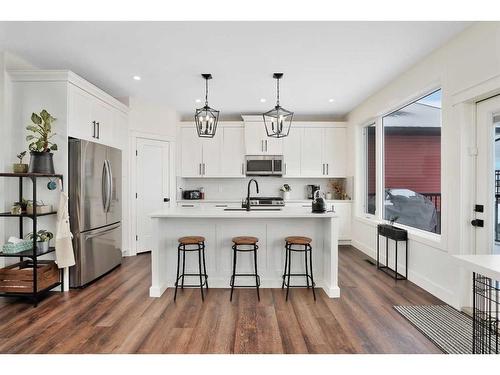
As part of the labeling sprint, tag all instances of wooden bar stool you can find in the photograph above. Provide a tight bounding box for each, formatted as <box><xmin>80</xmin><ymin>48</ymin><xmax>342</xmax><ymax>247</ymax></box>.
<box><xmin>282</xmin><ymin>236</ymin><xmax>316</xmax><ymax>301</ymax></box>
<box><xmin>230</xmin><ymin>236</ymin><xmax>260</xmax><ymax>302</ymax></box>
<box><xmin>174</xmin><ymin>236</ymin><xmax>208</xmax><ymax>301</ymax></box>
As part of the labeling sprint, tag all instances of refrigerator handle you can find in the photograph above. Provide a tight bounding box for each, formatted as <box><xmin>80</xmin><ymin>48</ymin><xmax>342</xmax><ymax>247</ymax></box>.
<box><xmin>101</xmin><ymin>161</ymin><xmax>108</xmax><ymax>211</ymax></box>
<box><xmin>105</xmin><ymin>160</ymin><xmax>112</xmax><ymax>212</ymax></box>
<box><xmin>82</xmin><ymin>223</ymin><xmax>121</xmax><ymax>240</ymax></box>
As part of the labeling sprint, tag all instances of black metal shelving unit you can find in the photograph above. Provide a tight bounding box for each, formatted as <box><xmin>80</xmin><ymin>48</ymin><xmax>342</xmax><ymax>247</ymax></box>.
<box><xmin>0</xmin><ymin>172</ymin><xmax>64</xmax><ymax>306</ymax></box>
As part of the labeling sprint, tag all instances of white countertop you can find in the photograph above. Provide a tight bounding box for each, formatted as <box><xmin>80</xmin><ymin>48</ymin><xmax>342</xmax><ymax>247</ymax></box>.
<box><xmin>150</xmin><ymin>207</ymin><xmax>338</xmax><ymax>219</ymax></box>
<box><xmin>454</xmin><ymin>255</ymin><xmax>500</xmax><ymax>281</ymax></box>
<box><xmin>177</xmin><ymin>199</ymin><xmax>352</xmax><ymax>204</ymax></box>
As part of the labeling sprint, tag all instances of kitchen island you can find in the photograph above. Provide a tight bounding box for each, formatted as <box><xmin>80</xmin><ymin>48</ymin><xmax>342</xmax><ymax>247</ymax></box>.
<box><xmin>149</xmin><ymin>207</ymin><xmax>340</xmax><ymax>298</ymax></box>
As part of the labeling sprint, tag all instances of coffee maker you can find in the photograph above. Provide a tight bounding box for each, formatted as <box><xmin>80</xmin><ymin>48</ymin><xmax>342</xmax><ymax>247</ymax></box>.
<box><xmin>306</xmin><ymin>184</ymin><xmax>320</xmax><ymax>199</ymax></box>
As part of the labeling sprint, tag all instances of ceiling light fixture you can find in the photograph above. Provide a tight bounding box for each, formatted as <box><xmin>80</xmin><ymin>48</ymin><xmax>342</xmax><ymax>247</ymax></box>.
<box><xmin>195</xmin><ymin>99</ymin><xmax>201</xmax><ymax>103</ymax></box>
<box><xmin>329</xmin><ymin>98</ymin><xmax>335</xmax><ymax>103</ymax></box>
<box><xmin>133</xmin><ymin>75</ymin><xmax>141</xmax><ymax>81</ymax></box>
<box><xmin>260</xmin><ymin>98</ymin><xmax>266</xmax><ymax>103</ymax></box>
<box><xmin>262</xmin><ymin>73</ymin><xmax>293</xmax><ymax>138</ymax></box>
<box><xmin>194</xmin><ymin>73</ymin><xmax>219</xmax><ymax>138</ymax></box>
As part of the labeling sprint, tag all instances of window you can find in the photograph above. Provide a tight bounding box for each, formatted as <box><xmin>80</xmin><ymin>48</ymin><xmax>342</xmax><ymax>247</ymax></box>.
<box><xmin>364</xmin><ymin>123</ymin><xmax>376</xmax><ymax>215</ymax></box>
<box><xmin>383</xmin><ymin>89</ymin><xmax>442</xmax><ymax>234</ymax></box>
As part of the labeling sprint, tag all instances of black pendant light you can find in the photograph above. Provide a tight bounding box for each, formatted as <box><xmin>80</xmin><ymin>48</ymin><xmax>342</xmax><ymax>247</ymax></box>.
<box><xmin>195</xmin><ymin>73</ymin><xmax>219</xmax><ymax>138</ymax></box>
<box><xmin>262</xmin><ymin>73</ymin><xmax>293</xmax><ymax>138</ymax></box>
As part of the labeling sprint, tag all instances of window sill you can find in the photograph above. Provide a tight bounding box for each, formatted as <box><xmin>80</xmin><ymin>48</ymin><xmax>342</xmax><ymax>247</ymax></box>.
<box><xmin>354</xmin><ymin>215</ymin><xmax>446</xmax><ymax>252</ymax></box>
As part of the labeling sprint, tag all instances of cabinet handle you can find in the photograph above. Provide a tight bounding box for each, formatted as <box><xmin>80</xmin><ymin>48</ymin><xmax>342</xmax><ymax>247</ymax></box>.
<box><xmin>199</xmin><ymin>163</ymin><xmax>202</xmax><ymax>175</ymax></box>
<box><xmin>182</xmin><ymin>204</ymin><xmax>194</xmax><ymax>207</ymax></box>
<box><xmin>203</xmin><ymin>163</ymin><xmax>206</xmax><ymax>175</ymax></box>
<box><xmin>265</xmin><ymin>140</ymin><xmax>268</xmax><ymax>152</ymax></box>
<box><xmin>92</xmin><ymin>121</ymin><xmax>96</xmax><ymax>138</ymax></box>
<box><xmin>322</xmin><ymin>163</ymin><xmax>325</xmax><ymax>175</ymax></box>
<box><xmin>96</xmin><ymin>122</ymin><xmax>100</xmax><ymax>139</ymax></box>
<box><xmin>284</xmin><ymin>163</ymin><xmax>287</xmax><ymax>175</ymax></box>
<box><xmin>327</xmin><ymin>163</ymin><xmax>329</xmax><ymax>175</ymax></box>
<box><xmin>241</xmin><ymin>163</ymin><xmax>245</xmax><ymax>175</ymax></box>
<box><xmin>215</xmin><ymin>204</ymin><xmax>228</xmax><ymax>207</ymax></box>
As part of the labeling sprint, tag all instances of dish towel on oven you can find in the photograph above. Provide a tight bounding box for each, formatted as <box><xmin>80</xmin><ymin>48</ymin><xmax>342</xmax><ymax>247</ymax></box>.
<box><xmin>55</xmin><ymin>189</ymin><xmax>75</xmax><ymax>268</ymax></box>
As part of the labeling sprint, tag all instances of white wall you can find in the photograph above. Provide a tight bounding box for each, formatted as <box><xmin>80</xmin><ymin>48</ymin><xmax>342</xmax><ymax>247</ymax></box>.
<box><xmin>346</xmin><ymin>22</ymin><xmax>500</xmax><ymax>308</ymax></box>
<box><xmin>128</xmin><ymin>97</ymin><xmax>179</xmax><ymax>138</ymax></box>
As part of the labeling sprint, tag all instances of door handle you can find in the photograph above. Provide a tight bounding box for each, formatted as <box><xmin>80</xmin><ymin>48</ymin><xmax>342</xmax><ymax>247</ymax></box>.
<box><xmin>471</xmin><ymin>219</ymin><xmax>484</xmax><ymax>227</ymax></box>
<box><xmin>164</xmin><ymin>198</ymin><xmax>170</xmax><ymax>202</ymax></box>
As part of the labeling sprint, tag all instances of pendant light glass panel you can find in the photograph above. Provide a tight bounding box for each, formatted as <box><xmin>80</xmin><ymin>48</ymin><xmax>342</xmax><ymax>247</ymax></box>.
<box><xmin>194</xmin><ymin>74</ymin><xmax>219</xmax><ymax>138</ymax></box>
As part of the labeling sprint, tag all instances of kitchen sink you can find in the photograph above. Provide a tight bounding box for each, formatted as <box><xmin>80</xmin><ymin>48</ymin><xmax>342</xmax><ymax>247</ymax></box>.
<box><xmin>223</xmin><ymin>208</ymin><xmax>283</xmax><ymax>212</ymax></box>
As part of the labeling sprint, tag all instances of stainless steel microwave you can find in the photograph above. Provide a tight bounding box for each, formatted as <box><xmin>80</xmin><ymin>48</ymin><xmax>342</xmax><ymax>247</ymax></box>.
<box><xmin>245</xmin><ymin>155</ymin><xmax>283</xmax><ymax>176</ymax></box>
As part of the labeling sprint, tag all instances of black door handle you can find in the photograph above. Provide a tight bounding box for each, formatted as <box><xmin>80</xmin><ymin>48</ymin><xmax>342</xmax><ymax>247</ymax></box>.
<box><xmin>164</xmin><ymin>198</ymin><xmax>170</xmax><ymax>202</ymax></box>
<box><xmin>471</xmin><ymin>219</ymin><xmax>484</xmax><ymax>227</ymax></box>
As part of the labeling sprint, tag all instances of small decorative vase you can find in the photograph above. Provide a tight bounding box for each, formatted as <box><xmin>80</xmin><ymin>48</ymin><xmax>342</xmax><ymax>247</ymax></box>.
<box><xmin>28</xmin><ymin>151</ymin><xmax>55</xmax><ymax>174</ymax></box>
<box><xmin>282</xmin><ymin>191</ymin><xmax>291</xmax><ymax>200</ymax></box>
<box><xmin>12</xmin><ymin>163</ymin><xmax>29</xmax><ymax>173</ymax></box>
<box><xmin>36</xmin><ymin>241</ymin><xmax>50</xmax><ymax>252</ymax></box>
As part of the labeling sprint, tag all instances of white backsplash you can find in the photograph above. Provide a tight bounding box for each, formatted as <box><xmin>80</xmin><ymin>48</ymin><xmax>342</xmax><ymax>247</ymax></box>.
<box><xmin>177</xmin><ymin>177</ymin><xmax>352</xmax><ymax>201</ymax></box>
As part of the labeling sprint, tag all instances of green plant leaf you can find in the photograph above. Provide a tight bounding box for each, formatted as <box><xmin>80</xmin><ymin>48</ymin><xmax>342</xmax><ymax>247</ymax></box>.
<box><xmin>50</xmin><ymin>144</ymin><xmax>58</xmax><ymax>151</ymax></box>
<box><xmin>40</xmin><ymin>110</ymin><xmax>50</xmax><ymax>122</ymax></box>
<box><xmin>26</xmin><ymin>135</ymin><xmax>35</xmax><ymax>141</ymax></box>
<box><xmin>31</xmin><ymin>113</ymin><xmax>42</xmax><ymax>125</ymax></box>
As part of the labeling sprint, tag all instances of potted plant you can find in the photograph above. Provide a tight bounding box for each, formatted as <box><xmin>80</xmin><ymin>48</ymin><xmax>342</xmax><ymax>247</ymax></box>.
<box><xmin>280</xmin><ymin>184</ymin><xmax>292</xmax><ymax>200</ymax></box>
<box><xmin>26</xmin><ymin>109</ymin><xmax>58</xmax><ymax>174</ymax></box>
<box><xmin>13</xmin><ymin>151</ymin><xmax>28</xmax><ymax>173</ymax></box>
<box><xmin>26</xmin><ymin>230</ymin><xmax>54</xmax><ymax>252</ymax></box>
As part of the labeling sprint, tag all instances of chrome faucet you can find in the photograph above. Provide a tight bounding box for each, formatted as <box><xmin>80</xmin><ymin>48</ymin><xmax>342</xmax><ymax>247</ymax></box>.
<box><xmin>245</xmin><ymin>178</ymin><xmax>259</xmax><ymax>211</ymax></box>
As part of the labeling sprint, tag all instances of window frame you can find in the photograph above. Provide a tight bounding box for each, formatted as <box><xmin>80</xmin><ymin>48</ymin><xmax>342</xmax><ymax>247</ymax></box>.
<box><xmin>362</xmin><ymin>121</ymin><xmax>377</xmax><ymax>217</ymax></box>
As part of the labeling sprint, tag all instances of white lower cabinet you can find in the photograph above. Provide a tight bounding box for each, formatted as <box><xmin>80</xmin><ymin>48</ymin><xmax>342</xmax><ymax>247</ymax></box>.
<box><xmin>334</xmin><ymin>202</ymin><xmax>352</xmax><ymax>241</ymax></box>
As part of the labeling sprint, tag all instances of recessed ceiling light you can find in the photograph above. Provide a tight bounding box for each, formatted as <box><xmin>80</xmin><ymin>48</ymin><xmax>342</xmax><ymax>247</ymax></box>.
<box><xmin>260</xmin><ymin>98</ymin><xmax>266</xmax><ymax>103</ymax></box>
<box><xmin>328</xmin><ymin>98</ymin><xmax>335</xmax><ymax>103</ymax></box>
<box><xmin>195</xmin><ymin>99</ymin><xmax>202</xmax><ymax>103</ymax></box>
<box><xmin>133</xmin><ymin>75</ymin><xmax>141</xmax><ymax>81</ymax></box>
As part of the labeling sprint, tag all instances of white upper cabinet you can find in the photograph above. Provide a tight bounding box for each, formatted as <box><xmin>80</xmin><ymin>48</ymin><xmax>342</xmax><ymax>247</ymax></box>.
<box><xmin>221</xmin><ymin>127</ymin><xmax>245</xmax><ymax>177</ymax></box>
<box><xmin>201</xmin><ymin>130</ymin><xmax>222</xmax><ymax>177</ymax></box>
<box><xmin>323</xmin><ymin>127</ymin><xmax>347</xmax><ymax>177</ymax></box>
<box><xmin>68</xmin><ymin>84</ymin><xmax>93</xmax><ymax>141</ymax></box>
<box><xmin>181</xmin><ymin>127</ymin><xmax>203</xmax><ymax>177</ymax></box>
<box><xmin>300</xmin><ymin>127</ymin><xmax>324</xmax><ymax>177</ymax></box>
<box><xmin>68</xmin><ymin>83</ymin><xmax>126</xmax><ymax>147</ymax></box>
<box><xmin>244</xmin><ymin>121</ymin><xmax>283</xmax><ymax>155</ymax></box>
<box><xmin>283</xmin><ymin>127</ymin><xmax>302</xmax><ymax>177</ymax></box>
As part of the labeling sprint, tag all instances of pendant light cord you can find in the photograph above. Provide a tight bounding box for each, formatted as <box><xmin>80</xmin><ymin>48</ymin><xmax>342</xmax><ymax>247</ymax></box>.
<box><xmin>276</xmin><ymin>77</ymin><xmax>280</xmax><ymax>106</ymax></box>
<box><xmin>205</xmin><ymin>77</ymin><xmax>209</xmax><ymax>106</ymax></box>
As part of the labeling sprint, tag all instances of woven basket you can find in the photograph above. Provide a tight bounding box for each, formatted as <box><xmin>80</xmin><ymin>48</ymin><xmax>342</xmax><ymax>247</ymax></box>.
<box><xmin>2</xmin><ymin>240</ymin><xmax>33</xmax><ymax>254</ymax></box>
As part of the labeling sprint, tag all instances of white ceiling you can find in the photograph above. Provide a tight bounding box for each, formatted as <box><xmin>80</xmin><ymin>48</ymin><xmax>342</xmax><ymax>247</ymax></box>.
<box><xmin>0</xmin><ymin>21</ymin><xmax>470</xmax><ymax>120</ymax></box>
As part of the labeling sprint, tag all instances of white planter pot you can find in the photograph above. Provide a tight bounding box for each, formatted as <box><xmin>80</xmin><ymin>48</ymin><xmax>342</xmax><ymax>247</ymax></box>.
<box><xmin>282</xmin><ymin>191</ymin><xmax>291</xmax><ymax>200</ymax></box>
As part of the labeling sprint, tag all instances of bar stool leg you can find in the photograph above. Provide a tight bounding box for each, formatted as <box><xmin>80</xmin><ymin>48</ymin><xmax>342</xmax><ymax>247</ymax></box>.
<box><xmin>304</xmin><ymin>244</ymin><xmax>310</xmax><ymax>289</ymax></box>
<box><xmin>181</xmin><ymin>245</ymin><xmax>186</xmax><ymax>288</ymax></box>
<box><xmin>230</xmin><ymin>246</ymin><xmax>237</xmax><ymax>302</ymax></box>
<box><xmin>253</xmin><ymin>246</ymin><xmax>260</xmax><ymax>301</ymax></box>
<box><xmin>197</xmin><ymin>246</ymin><xmax>204</xmax><ymax>301</ymax></box>
<box><xmin>174</xmin><ymin>246</ymin><xmax>181</xmax><ymax>301</ymax></box>
<box><xmin>282</xmin><ymin>243</ymin><xmax>289</xmax><ymax>289</ymax></box>
<box><xmin>286</xmin><ymin>246</ymin><xmax>292</xmax><ymax>301</ymax></box>
<box><xmin>202</xmin><ymin>244</ymin><xmax>208</xmax><ymax>289</ymax></box>
<box><xmin>308</xmin><ymin>244</ymin><xmax>316</xmax><ymax>301</ymax></box>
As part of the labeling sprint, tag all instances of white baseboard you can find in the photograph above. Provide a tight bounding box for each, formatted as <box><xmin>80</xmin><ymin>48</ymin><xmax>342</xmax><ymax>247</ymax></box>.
<box><xmin>350</xmin><ymin>239</ymin><xmax>458</xmax><ymax>308</ymax></box>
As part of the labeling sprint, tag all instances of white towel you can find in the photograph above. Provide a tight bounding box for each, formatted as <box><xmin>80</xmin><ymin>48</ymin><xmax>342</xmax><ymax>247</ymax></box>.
<box><xmin>55</xmin><ymin>190</ymin><xmax>76</xmax><ymax>268</ymax></box>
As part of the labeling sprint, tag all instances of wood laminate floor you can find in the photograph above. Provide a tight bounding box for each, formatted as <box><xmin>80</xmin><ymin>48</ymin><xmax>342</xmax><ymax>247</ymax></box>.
<box><xmin>0</xmin><ymin>246</ymin><xmax>442</xmax><ymax>354</ymax></box>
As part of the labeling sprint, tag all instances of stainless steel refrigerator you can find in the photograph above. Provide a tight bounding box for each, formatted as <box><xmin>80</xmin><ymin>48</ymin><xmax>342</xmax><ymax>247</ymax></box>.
<box><xmin>68</xmin><ymin>138</ymin><xmax>122</xmax><ymax>287</ymax></box>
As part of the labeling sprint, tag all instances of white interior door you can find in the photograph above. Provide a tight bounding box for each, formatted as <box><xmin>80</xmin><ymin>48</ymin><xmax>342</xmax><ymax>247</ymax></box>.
<box><xmin>475</xmin><ymin>95</ymin><xmax>500</xmax><ymax>255</ymax></box>
<box><xmin>136</xmin><ymin>138</ymin><xmax>170</xmax><ymax>254</ymax></box>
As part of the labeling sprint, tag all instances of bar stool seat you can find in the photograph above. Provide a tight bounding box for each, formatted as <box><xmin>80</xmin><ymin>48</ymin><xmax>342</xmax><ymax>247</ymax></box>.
<box><xmin>232</xmin><ymin>236</ymin><xmax>258</xmax><ymax>246</ymax></box>
<box><xmin>179</xmin><ymin>236</ymin><xmax>206</xmax><ymax>245</ymax></box>
<box><xmin>285</xmin><ymin>236</ymin><xmax>312</xmax><ymax>245</ymax></box>
<box><xmin>230</xmin><ymin>236</ymin><xmax>260</xmax><ymax>301</ymax></box>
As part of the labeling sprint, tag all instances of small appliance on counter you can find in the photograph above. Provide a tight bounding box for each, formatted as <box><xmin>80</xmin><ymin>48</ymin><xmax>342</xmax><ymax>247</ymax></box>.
<box><xmin>182</xmin><ymin>189</ymin><xmax>202</xmax><ymax>200</ymax></box>
<box><xmin>307</xmin><ymin>184</ymin><xmax>320</xmax><ymax>199</ymax></box>
<box><xmin>311</xmin><ymin>190</ymin><xmax>327</xmax><ymax>213</ymax></box>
